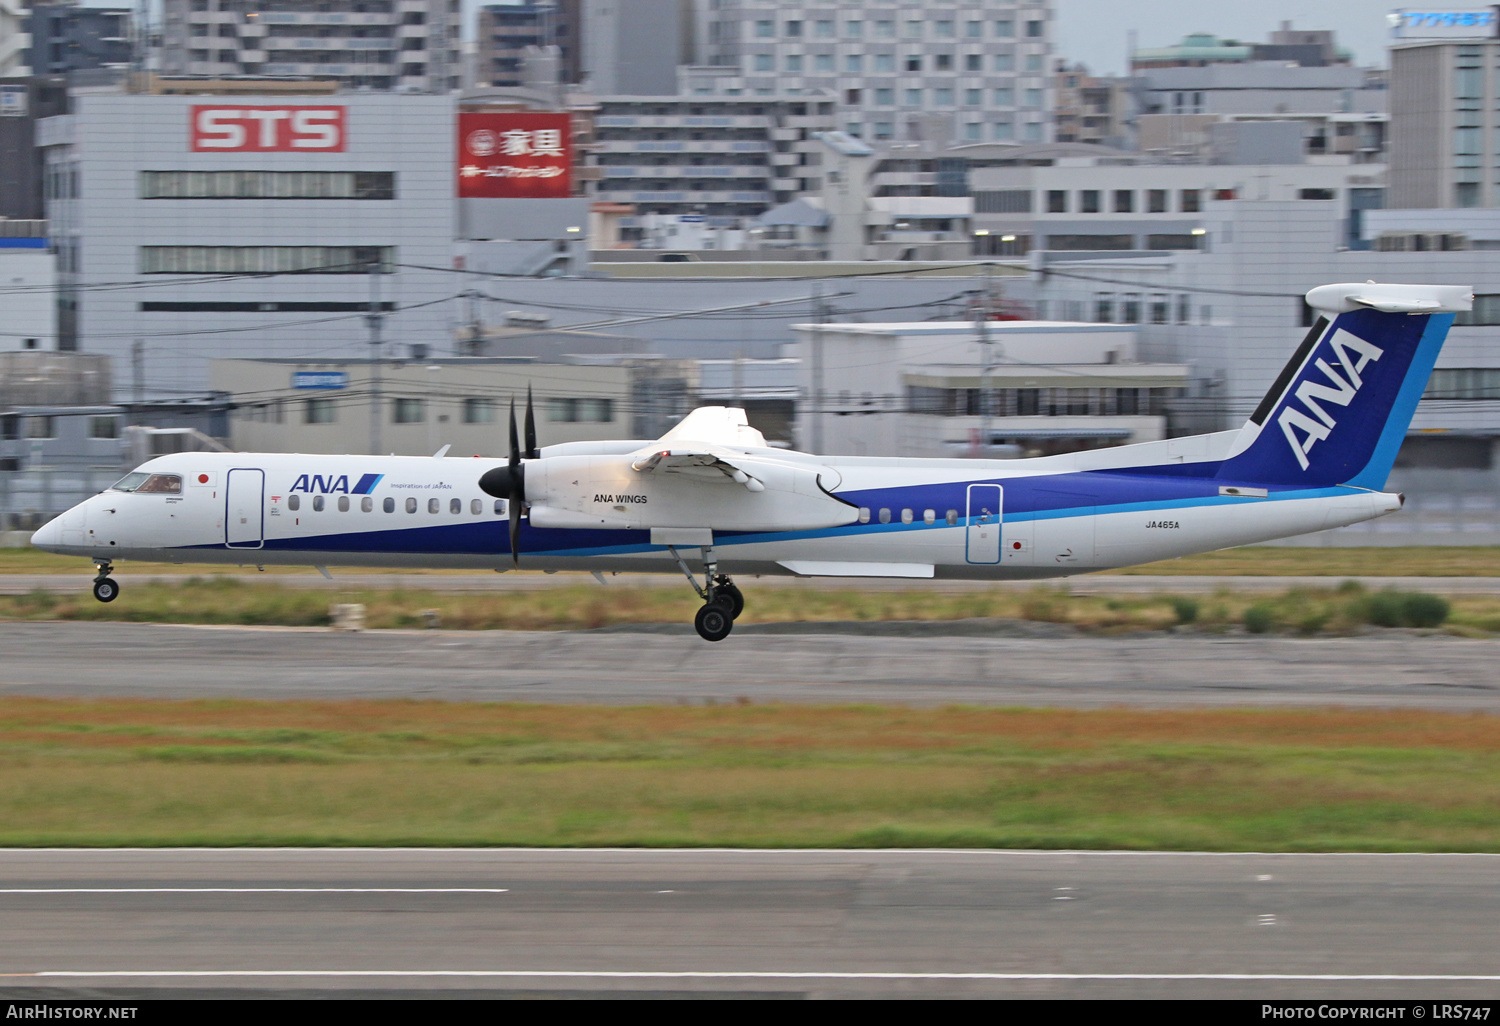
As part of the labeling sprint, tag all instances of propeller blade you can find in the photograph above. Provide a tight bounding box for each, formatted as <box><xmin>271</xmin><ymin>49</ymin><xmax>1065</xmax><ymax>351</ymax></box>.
<box><xmin>524</xmin><ymin>385</ymin><xmax>539</xmax><ymax>459</ymax></box>
<box><xmin>508</xmin><ymin>398</ymin><xmax>520</xmax><ymax>468</ymax></box>
<box><xmin>509</xmin><ymin>495</ymin><xmax>522</xmax><ymax>568</ymax></box>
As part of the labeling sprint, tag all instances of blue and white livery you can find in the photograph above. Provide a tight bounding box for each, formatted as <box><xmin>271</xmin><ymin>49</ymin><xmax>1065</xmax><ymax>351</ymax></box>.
<box><xmin>31</xmin><ymin>282</ymin><xmax>1474</xmax><ymax>640</ymax></box>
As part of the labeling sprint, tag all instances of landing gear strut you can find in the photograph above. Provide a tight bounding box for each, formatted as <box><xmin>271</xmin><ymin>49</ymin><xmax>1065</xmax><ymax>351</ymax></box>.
<box><xmin>668</xmin><ymin>545</ymin><xmax>742</xmax><ymax>642</ymax></box>
<box><xmin>92</xmin><ymin>561</ymin><xmax>119</xmax><ymax>603</ymax></box>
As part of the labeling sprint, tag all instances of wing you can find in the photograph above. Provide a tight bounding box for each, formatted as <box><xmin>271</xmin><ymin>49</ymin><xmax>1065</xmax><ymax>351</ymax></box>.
<box><xmin>630</xmin><ymin>446</ymin><xmax>767</xmax><ymax>491</ymax></box>
<box><xmin>653</xmin><ymin>406</ymin><xmax>767</xmax><ymax>449</ymax></box>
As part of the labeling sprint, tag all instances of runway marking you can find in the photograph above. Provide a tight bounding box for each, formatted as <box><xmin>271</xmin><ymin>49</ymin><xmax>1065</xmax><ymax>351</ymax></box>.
<box><xmin>8</xmin><ymin>971</ymin><xmax>1500</xmax><ymax>982</ymax></box>
<box><xmin>0</xmin><ymin>888</ymin><xmax>510</xmax><ymax>894</ymax></box>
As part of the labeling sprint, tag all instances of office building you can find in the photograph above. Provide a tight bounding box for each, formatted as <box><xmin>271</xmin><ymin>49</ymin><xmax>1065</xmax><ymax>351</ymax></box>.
<box><xmin>583</xmin><ymin>0</ymin><xmax>689</xmax><ymax>96</ymax></box>
<box><xmin>476</xmin><ymin>1</ymin><xmax>580</xmax><ymax>88</ymax></box>
<box><xmin>0</xmin><ymin>0</ymin><xmax>28</xmax><ymax>77</ymax></box>
<box><xmin>39</xmin><ymin>91</ymin><xmax>456</xmax><ymax>391</ymax></box>
<box><xmin>682</xmin><ymin>0</ymin><xmax>1054</xmax><ymax>146</ymax></box>
<box><xmin>158</xmin><ymin>0</ymin><xmax>461</xmax><ymax>93</ymax></box>
<box><xmin>1390</xmin><ymin>37</ymin><xmax>1500</xmax><ymax>207</ymax></box>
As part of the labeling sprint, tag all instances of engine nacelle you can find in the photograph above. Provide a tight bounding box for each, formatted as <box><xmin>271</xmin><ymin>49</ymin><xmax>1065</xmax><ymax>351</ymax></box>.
<box><xmin>524</xmin><ymin>454</ymin><xmax>857</xmax><ymax>532</ymax></box>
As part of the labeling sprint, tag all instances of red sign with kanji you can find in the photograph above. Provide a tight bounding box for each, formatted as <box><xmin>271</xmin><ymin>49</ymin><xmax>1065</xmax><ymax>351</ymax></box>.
<box><xmin>458</xmin><ymin>112</ymin><xmax>572</xmax><ymax>199</ymax></box>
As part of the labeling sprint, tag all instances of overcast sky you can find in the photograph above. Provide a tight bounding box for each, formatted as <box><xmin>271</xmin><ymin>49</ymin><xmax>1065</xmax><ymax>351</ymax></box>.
<box><xmin>1055</xmin><ymin>0</ymin><xmax>1395</xmax><ymax>76</ymax></box>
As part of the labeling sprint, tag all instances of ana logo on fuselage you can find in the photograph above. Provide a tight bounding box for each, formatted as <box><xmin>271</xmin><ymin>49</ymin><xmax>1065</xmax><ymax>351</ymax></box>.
<box><xmin>1278</xmin><ymin>328</ymin><xmax>1384</xmax><ymax>471</ymax></box>
<box><xmin>289</xmin><ymin>473</ymin><xmax>384</xmax><ymax>495</ymax></box>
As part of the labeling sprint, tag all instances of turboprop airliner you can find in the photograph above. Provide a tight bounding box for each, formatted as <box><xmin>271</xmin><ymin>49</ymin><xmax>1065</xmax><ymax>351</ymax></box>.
<box><xmin>31</xmin><ymin>282</ymin><xmax>1472</xmax><ymax>640</ymax></box>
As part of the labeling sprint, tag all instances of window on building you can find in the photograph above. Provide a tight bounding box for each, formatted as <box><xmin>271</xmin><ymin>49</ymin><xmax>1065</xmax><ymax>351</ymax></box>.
<box><xmin>874</xmin><ymin>122</ymin><xmax>894</xmax><ymax>139</ymax></box>
<box><xmin>964</xmin><ymin>53</ymin><xmax>981</xmax><ymax>72</ymax></box>
<box><xmin>845</xmin><ymin>20</ymin><xmax>863</xmax><ymax>38</ymax></box>
<box><xmin>754</xmin><ymin>20</ymin><xmax>772</xmax><ymax>37</ymax></box>
<box><xmin>1047</xmin><ymin>190</ymin><xmax>1067</xmax><ymax>213</ymax></box>
<box><xmin>1150</xmin><ymin>295</ymin><xmax>1169</xmax><ymax>324</ymax></box>
<box><xmin>1180</xmin><ymin>189</ymin><xmax>1201</xmax><ymax>213</ymax></box>
<box><xmin>905</xmin><ymin>20</ymin><xmax>922</xmax><ymax>38</ymax></box>
<box><xmin>964</xmin><ymin>122</ymin><xmax>980</xmax><ymax>141</ymax></box>
<box><xmin>1080</xmin><ymin>190</ymin><xmax>1100</xmax><ymax>213</ymax></box>
<box><xmin>934</xmin><ymin>87</ymin><xmax>953</xmax><ymax>105</ymax></box>
<box><xmin>992</xmin><ymin>121</ymin><xmax>1014</xmax><ymax>140</ymax></box>
<box><xmin>89</xmin><ymin>416</ymin><xmax>118</xmax><ymax>439</ymax></box>
<box><xmin>1026</xmin><ymin>19</ymin><xmax>1044</xmax><ymax>37</ymax></box>
<box><xmin>873</xmin><ymin>54</ymin><xmax>894</xmax><ymax>73</ymax></box>
<box><xmin>1024</xmin><ymin>88</ymin><xmax>1042</xmax><ymax>107</ymax></box>
<box><xmin>845</xmin><ymin>54</ymin><xmax>863</xmax><ymax>73</ymax></box>
<box><xmin>993</xmin><ymin>87</ymin><xmax>1014</xmax><ymax>106</ymax></box>
<box><xmin>393</xmin><ymin>398</ymin><xmax>424</xmax><ymax>424</ymax></box>
<box><xmin>140</xmin><ymin>171</ymin><xmax>395</xmax><ymax>200</ymax></box>
<box><xmin>753</xmin><ymin>53</ymin><xmax>772</xmax><ymax>71</ymax></box>
<box><xmin>463</xmin><ymin>398</ymin><xmax>496</xmax><ymax>424</ymax></box>
<box><xmin>995</xmin><ymin>19</ymin><xmax>1014</xmax><ymax>37</ymax></box>
<box><xmin>784</xmin><ymin>20</ymin><xmax>802</xmax><ymax>37</ymax></box>
<box><xmin>814</xmin><ymin>19</ymin><xmax>833</xmax><ymax>37</ymax></box>
<box><xmin>1025</xmin><ymin>53</ymin><xmax>1043</xmax><ymax>72</ymax></box>
<box><xmin>1177</xmin><ymin>295</ymin><xmax>1191</xmax><ymax>324</ymax></box>
<box><xmin>814</xmin><ymin>53</ymin><xmax>834</xmax><ymax>72</ymax></box>
<box><xmin>993</xmin><ymin>51</ymin><xmax>1014</xmax><ymax>72</ymax></box>
<box><xmin>1147</xmin><ymin>189</ymin><xmax>1167</xmax><ymax>213</ymax></box>
<box><xmin>965</xmin><ymin>88</ymin><xmax>982</xmax><ymax>106</ymax></box>
<box><xmin>965</xmin><ymin>20</ymin><xmax>982</xmax><ymax>38</ymax></box>
<box><xmin>141</xmin><ymin>246</ymin><xmax>393</xmax><ymax>274</ymax></box>
<box><xmin>874</xmin><ymin>20</ymin><xmax>894</xmax><ymax>38</ymax></box>
<box><xmin>549</xmin><ymin>398</ymin><xmax>613</xmax><ymax>423</ymax></box>
<box><xmin>935</xmin><ymin>20</ymin><xmax>954</xmax><ymax>37</ymax></box>
<box><xmin>934</xmin><ymin>54</ymin><xmax>953</xmax><ymax>71</ymax></box>
<box><xmin>785</xmin><ymin>54</ymin><xmax>802</xmax><ymax>72</ymax></box>
<box><xmin>905</xmin><ymin>88</ymin><xmax>923</xmax><ymax>106</ymax></box>
<box><xmin>1456</xmin><ymin>182</ymin><xmax>1481</xmax><ymax>207</ymax></box>
<box><xmin>1113</xmin><ymin>189</ymin><xmax>1134</xmax><ymax>213</ymax></box>
<box><xmin>1122</xmin><ymin>294</ymin><xmax>1141</xmax><ymax>323</ymax></box>
<box><xmin>875</xmin><ymin>87</ymin><xmax>894</xmax><ymax>105</ymax></box>
<box><xmin>904</xmin><ymin>53</ymin><xmax>921</xmax><ymax>71</ymax></box>
<box><xmin>304</xmin><ymin>399</ymin><xmax>335</xmax><ymax>425</ymax></box>
<box><xmin>1299</xmin><ymin>188</ymin><xmax>1336</xmax><ymax>200</ymax></box>
<box><xmin>1094</xmin><ymin>294</ymin><xmax>1114</xmax><ymax>322</ymax></box>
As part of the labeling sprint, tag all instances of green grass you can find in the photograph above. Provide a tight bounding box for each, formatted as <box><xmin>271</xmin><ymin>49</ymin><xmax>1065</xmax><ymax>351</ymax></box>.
<box><xmin>4</xmin><ymin>699</ymin><xmax>1500</xmax><ymax>850</ymax></box>
<box><xmin>0</xmin><ymin>577</ymin><xmax>1487</xmax><ymax>634</ymax></box>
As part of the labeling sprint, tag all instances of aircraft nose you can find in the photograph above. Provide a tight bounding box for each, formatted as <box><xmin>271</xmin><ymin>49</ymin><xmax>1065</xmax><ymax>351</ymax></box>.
<box><xmin>30</xmin><ymin>515</ymin><xmax>62</xmax><ymax>552</ymax></box>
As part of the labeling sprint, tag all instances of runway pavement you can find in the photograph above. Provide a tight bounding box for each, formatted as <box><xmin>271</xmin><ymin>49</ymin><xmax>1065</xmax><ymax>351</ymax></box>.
<box><xmin>3</xmin><ymin>620</ymin><xmax>1500</xmax><ymax>710</ymax></box>
<box><xmin>0</xmin><ymin>848</ymin><xmax>1497</xmax><ymax>999</ymax></box>
<box><xmin>6</xmin><ymin>572</ymin><xmax>1500</xmax><ymax>594</ymax></box>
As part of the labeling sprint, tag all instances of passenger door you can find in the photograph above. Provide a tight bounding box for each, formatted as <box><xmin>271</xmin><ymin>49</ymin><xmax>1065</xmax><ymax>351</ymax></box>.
<box><xmin>224</xmin><ymin>468</ymin><xmax>265</xmax><ymax>549</ymax></box>
<box><xmin>965</xmin><ymin>484</ymin><xmax>1003</xmax><ymax>564</ymax></box>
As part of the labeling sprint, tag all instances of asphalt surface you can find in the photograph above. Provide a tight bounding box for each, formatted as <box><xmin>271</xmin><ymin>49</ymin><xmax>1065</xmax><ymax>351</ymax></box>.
<box><xmin>3</xmin><ymin>620</ymin><xmax>1500</xmax><ymax>710</ymax></box>
<box><xmin>0</xmin><ymin>849</ymin><xmax>1497</xmax><ymax>999</ymax></box>
<box><xmin>8</xmin><ymin>572</ymin><xmax>1500</xmax><ymax>594</ymax></box>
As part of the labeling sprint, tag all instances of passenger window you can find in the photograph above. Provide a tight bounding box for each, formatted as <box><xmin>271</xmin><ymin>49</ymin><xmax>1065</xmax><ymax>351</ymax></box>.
<box><xmin>312</xmin><ymin>495</ymin><xmax>325</xmax><ymax>512</ymax></box>
<box><xmin>471</xmin><ymin>498</ymin><xmax>482</xmax><ymax>515</ymax></box>
<box><xmin>923</xmin><ymin>509</ymin><xmax>935</xmax><ymax>524</ymax></box>
<box><xmin>858</xmin><ymin>507</ymin><xmax>870</xmax><ymax>523</ymax></box>
<box><xmin>383</xmin><ymin>497</ymin><xmax>395</xmax><ymax>513</ymax></box>
<box><xmin>450</xmin><ymin>497</ymin><xmax>461</xmax><ymax>514</ymax></box>
<box><xmin>494</xmin><ymin>499</ymin><xmax>506</xmax><ymax>515</ymax></box>
<box><xmin>945</xmin><ymin>509</ymin><xmax>958</xmax><ymax>525</ymax></box>
<box><xmin>901</xmin><ymin>508</ymin><xmax>913</xmax><ymax>524</ymax></box>
<box><xmin>337</xmin><ymin>495</ymin><xmax>350</xmax><ymax>512</ymax></box>
<box><xmin>361</xmin><ymin>496</ymin><xmax>373</xmax><ymax>513</ymax></box>
<box><xmin>135</xmin><ymin>474</ymin><xmax>182</xmax><ymax>494</ymax></box>
<box><xmin>428</xmin><ymin>498</ymin><xmax>440</xmax><ymax>514</ymax></box>
<box><xmin>288</xmin><ymin>494</ymin><xmax>300</xmax><ymax>511</ymax></box>
<box><xmin>879</xmin><ymin>508</ymin><xmax>891</xmax><ymax>524</ymax></box>
<box><xmin>406</xmin><ymin>497</ymin><xmax>417</xmax><ymax>513</ymax></box>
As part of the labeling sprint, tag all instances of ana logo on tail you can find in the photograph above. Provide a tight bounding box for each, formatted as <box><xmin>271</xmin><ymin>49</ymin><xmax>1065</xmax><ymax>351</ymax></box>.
<box><xmin>1279</xmin><ymin>329</ymin><xmax>1384</xmax><ymax>470</ymax></box>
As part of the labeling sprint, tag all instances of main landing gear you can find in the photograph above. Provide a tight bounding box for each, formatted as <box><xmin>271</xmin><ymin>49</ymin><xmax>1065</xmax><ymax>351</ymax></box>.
<box><xmin>668</xmin><ymin>545</ymin><xmax>743</xmax><ymax>642</ymax></box>
<box><xmin>91</xmin><ymin>561</ymin><xmax>119</xmax><ymax>603</ymax></box>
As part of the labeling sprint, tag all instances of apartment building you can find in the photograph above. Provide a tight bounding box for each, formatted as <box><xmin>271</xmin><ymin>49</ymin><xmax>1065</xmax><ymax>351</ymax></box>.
<box><xmin>159</xmin><ymin>0</ymin><xmax>461</xmax><ymax>93</ymax></box>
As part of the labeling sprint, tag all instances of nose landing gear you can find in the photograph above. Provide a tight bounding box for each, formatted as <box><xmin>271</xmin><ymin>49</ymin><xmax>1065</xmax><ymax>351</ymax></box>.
<box><xmin>91</xmin><ymin>561</ymin><xmax>119</xmax><ymax>603</ymax></box>
<box><xmin>667</xmin><ymin>545</ymin><xmax>742</xmax><ymax>642</ymax></box>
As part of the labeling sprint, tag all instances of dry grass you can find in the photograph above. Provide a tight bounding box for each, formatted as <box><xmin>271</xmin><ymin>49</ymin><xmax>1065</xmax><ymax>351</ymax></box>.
<box><xmin>3</xmin><ymin>698</ymin><xmax>1500</xmax><ymax>850</ymax></box>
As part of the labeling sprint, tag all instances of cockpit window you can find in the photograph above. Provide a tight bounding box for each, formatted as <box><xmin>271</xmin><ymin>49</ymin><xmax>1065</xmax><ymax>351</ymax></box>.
<box><xmin>113</xmin><ymin>473</ymin><xmax>181</xmax><ymax>494</ymax></box>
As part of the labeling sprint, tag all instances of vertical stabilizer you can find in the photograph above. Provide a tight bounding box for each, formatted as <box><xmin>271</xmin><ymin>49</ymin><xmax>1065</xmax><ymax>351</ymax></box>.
<box><xmin>1217</xmin><ymin>284</ymin><xmax>1471</xmax><ymax>489</ymax></box>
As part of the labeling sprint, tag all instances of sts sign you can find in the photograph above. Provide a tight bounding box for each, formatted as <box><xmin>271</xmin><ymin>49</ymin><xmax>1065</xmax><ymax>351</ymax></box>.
<box><xmin>191</xmin><ymin>106</ymin><xmax>347</xmax><ymax>152</ymax></box>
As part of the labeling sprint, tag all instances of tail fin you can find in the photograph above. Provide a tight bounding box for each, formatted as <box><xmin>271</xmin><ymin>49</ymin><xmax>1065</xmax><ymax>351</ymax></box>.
<box><xmin>1217</xmin><ymin>283</ymin><xmax>1472</xmax><ymax>489</ymax></box>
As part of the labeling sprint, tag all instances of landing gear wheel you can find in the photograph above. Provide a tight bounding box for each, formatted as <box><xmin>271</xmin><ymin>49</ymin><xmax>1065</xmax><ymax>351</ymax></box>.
<box><xmin>712</xmin><ymin>580</ymin><xmax>744</xmax><ymax>620</ymax></box>
<box><xmin>694</xmin><ymin>602</ymin><xmax>733</xmax><ymax>642</ymax></box>
<box><xmin>92</xmin><ymin>577</ymin><xmax>119</xmax><ymax>603</ymax></box>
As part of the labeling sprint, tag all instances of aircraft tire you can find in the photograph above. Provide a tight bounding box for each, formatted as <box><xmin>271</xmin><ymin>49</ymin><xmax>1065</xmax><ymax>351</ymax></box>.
<box><xmin>92</xmin><ymin>578</ymin><xmax>119</xmax><ymax>603</ymax></box>
<box><xmin>713</xmin><ymin>582</ymin><xmax>744</xmax><ymax>620</ymax></box>
<box><xmin>694</xmin><ymin>602</ymin><xmax>733</xmax><ymax>642</ymax></box>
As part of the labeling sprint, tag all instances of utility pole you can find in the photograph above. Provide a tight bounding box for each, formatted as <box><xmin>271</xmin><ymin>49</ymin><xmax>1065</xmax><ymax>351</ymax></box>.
<box><xmin>130</xmin><ymin>339</ymin><xmax>143</xmax><ymax>405</ymax></box>
<box><xmin>367</xmin><ymin>257</ymin><xmax>385</xmax><ymax>455</ymax></box>
<box><xmin>976</xmin><ymin>263</ymin><xmax>993</xmax><ymax>458</ymax></box>
<box><xmin>810</xmin><ymin>284</ymin><xmax>825</xmax><ymax>455</ymax></box>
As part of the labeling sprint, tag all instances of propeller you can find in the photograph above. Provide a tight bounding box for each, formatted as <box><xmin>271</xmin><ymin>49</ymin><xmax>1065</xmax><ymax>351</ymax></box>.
<box><xmin>478</xmin><ymin>390</ymin><xmax>534</xmax><ymax>567</ymax></box>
